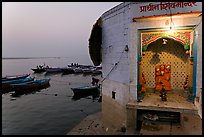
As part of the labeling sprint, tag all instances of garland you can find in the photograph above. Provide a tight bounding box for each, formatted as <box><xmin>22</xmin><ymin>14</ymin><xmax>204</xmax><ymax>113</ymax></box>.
<box><xmin>88</xmin><ymin>17</ymin><xmax>102</xmax><ymax>66</ymax></box>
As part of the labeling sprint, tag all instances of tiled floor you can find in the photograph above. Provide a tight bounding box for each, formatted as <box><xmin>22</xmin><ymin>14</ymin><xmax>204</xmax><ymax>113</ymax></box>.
<box><xmin>136</xmin><ymin>91</ymin><xmax>197</xmax><ymax>114</ymax></box>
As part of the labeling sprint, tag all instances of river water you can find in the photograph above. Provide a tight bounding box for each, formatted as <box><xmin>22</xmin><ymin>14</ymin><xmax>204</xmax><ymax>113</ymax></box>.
<box><xmin>2</xmin><ymin>57</ymin><xmax>101</xmax><ymax>135</ymax></box>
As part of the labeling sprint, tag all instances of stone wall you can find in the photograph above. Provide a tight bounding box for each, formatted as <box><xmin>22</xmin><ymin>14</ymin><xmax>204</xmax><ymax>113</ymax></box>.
<box><xmin>102</xmin><ymin>95</ymin><xmax>127</xmax><ymax>130</ymax></box>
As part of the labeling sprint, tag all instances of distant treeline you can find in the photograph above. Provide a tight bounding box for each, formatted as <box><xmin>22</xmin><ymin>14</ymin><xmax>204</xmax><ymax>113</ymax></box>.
<box><xmin>2</xmin><ymin>57</ymin><xmax>61</xmax><ymax>60</ymax></box>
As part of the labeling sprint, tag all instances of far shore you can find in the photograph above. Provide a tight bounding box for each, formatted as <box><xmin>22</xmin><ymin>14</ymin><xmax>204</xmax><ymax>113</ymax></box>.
<box><xmin>2</xmin><ymin>57</ymin><xmax>62</xmax><ymax>60</ymax></box>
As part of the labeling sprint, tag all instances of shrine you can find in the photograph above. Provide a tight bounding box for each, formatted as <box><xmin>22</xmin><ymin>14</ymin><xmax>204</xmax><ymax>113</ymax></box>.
<box><xmin>89</xmin><ymin>2</ymin><xmax>202</xmax><ymax>133</ymax></box>
<box><xmin>139</xmin><ymin>30</ymin><xmax>194</xmax><ymax>93</ymax></box>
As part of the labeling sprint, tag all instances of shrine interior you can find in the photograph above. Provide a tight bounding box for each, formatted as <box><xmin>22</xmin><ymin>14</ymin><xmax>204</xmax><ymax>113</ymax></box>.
<box><xmin>140</xmin><ymin>37</ymin><xmax>193</xmax><ymax>98</ymax></box>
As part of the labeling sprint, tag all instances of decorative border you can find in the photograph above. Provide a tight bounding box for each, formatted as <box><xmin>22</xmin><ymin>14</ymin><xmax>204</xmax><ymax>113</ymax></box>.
<box><xmin>141</xmin><ymin>30</ymin><xmax>192</xmax><ymax>51</ymax></box>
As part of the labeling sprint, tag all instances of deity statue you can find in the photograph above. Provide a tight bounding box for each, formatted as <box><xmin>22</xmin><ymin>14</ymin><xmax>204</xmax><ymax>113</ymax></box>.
<box><xmin>155</xmin><ymin>64</ymin><xmax>172</xmax><ymax>91</ymax></box>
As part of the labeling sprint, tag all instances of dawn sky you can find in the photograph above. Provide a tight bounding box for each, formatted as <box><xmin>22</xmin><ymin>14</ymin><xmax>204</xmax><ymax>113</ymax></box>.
<box><xmin>2</xmin><ymin>2</ymin><xmax>121</xmax><ymax>60</ymax></box>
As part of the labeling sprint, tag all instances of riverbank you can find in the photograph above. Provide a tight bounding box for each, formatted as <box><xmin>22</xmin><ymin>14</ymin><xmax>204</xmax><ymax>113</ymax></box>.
<box><xmin>67</xmin><ymin>111</ymin><xmax>202</xmax><ymax>135</ymax></box>
<box><xmin>66</xmin><ymin>112</ymin><xmax>139</xmax><ymax>135</ymax></box>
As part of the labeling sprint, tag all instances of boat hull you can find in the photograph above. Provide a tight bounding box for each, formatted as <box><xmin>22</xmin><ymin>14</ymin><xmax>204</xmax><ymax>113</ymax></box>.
<box><xmin>92</xmin><ymin>70</ymin><xmax>102</xmax><ymax>75</ymax></box>
<box><xmin>45</xmin><ymin>68</ymin><xmax>62</xmax><ymax>75</ymax></box>
<box><xmin>31</xmin><ymin>68</ymin><xmax>46</xmax><ymax>73</ymax></box>
<box><xmin>61</xmin><ymin>68</ymin><xmax>75</xmax><ymax>75</ymax></box>
<box><xmin>1</xmin><ymin>77</ymin><xmax>35</xmax><ymax>93</ymax></box>
<box><xmin>2</xmin><ymin>74</ymin><xmax>30</xmax><ymax>81</ymax></box>
<box><xmin>71</xmin><ymin>85</ymin><xmax>99</xmax><ymax>95</ymax></box>
<box><xmin>11</xmin><ymin>79</ymin><xmax>50</xmax><ymax>92</ymax></box>
<box><xmin>71</xmin><ymin>85</ymin><xmax>100</xmax><ymax>100</ymax></box>
<box><xmin>73</xmin><ymin>68</ymin><xmax>83</xmax><ymax>74</ymax></box>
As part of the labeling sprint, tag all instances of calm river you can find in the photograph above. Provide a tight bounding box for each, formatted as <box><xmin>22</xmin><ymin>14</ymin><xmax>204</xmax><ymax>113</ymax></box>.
<box><xmin>2</xmin><ymin>57</ymin><xmax>101</xmax><ymax>135</ymax></box>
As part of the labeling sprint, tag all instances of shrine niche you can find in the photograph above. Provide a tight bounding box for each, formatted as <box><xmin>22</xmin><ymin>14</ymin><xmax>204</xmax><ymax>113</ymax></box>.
<box><xmin>139</xmin><ymin>30</ymin><xmax>193</xmax><ymax>92</ymax></box>
<box><xmin>155</xmin><ymin>64</ymin><xmax>172</xmax><ymax>91</ymax></box>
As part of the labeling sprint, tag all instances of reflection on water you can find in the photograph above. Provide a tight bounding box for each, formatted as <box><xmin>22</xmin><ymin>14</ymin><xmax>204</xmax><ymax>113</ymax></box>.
<box><xmin>2</xmin><ymin>58</ymin><xmax>101</xmax><ymax>135</ymax></box>
<box><xmin>10</xmin><ymin>84</ymin><xmax>51</xmax><ymax>98</ymax></box>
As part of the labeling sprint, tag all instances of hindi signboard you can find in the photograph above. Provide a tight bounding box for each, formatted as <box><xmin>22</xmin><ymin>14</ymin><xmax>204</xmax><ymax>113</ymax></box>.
<box><xmin>131</xmin><ymin>2</ymin><xmax>202</xmax><ymax>19</ymax></box>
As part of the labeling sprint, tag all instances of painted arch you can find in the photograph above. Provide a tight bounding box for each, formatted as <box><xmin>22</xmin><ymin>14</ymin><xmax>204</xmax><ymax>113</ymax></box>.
<box><xmin>141</xmin><ymin>30</ymin><xmax>193</xmax><ymax>52</ymax></box>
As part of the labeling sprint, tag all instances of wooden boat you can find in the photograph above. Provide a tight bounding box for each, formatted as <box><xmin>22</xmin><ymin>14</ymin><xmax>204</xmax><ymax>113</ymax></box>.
<box><xmin>73</xmin><ymin>68</ymin><xmax>83</xmax><ymax>74</ymax></box>
<box><xmin>61</xmin><ymin>67</ymin><xmax>75</xmax><ymax>75</ymax></box>
<box><xmin>11</xmin><ymin>78</ymin><xmax>50</xmax><ymax>92</ymax></box>
<box><xmin>71</xmin><ymin>85</ymin><xmax>99</xmax><ymax>96</ymax></box>
<box><xmin>92</xmin><ymin>69</ymin><xmax>102</xmax><ymax>75</ymax></box>
<box><xmin>82</xmin><ymin>68</ymin><xmax>93</xmax><ymax>75</ymax></box>
<box><xmin>45</xmin><ymin>68</ymin><xmax>63</xmax><ymax>75</ymax></box>
<box><xmin>72</xmin><ymin>91</ymin><xmax>100</xmax><ymax>100</ymax></box>
<box><xmin>31</xmin><ymin>64</ymin><xmax>50</xmax><ymax>73</ymax></box>
<box><xmin>2</xmin><ymin>77</ymin><xmax>34</xmax><ymax>90</ymax></box>
<box><xmin>31</xmin><ymin>68</ymin><xmax>47</xmax><ymax>73</ymax></box>
<box><xmin>2</xmin><ymin>73</ymin><xmax>30</xmax><ymax>81</ymax></box>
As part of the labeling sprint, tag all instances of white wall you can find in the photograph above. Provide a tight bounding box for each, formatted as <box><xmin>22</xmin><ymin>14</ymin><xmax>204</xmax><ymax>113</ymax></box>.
<box><xmin>101</xmin><ymin>3</ymin><xmax>131</xmax><ymax>104</ymax></box>
<box><xmin>195</xmin><ymin>17</ymin><xmax>202</xmax><ymax>95</ymax></box>
<box><xmin>101</xmin><ymin>3</ymin><xmax>131</xmax><ymax>84</ymax></box>
<box><xmin>129</xmin><ymin>1</ymin><xmax>202</xmax><ymax>98</ymax></box>
<box><xmin>101</xmin><ymin>2</ymin><xmax>202</xmax><ymax>104</ymax></box>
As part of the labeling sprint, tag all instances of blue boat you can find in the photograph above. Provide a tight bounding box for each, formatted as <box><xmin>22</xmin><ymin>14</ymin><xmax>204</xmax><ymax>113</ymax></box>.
<box><xmin>71</xmin><ymin>85</ymin><xmax>99</xmax><ymax>95</ymax></box>
<box><xmin>1</xmin><ymin>77</ymin><xmax>34</xmax><ymax>93</ymax></box>
<box><xmin>11</xmin><ymin>78</ymin><xmax>50</xmax><ymax>92</ymax></box>
<box><xmin>2</xmin><ymin>73</ymin><xmax>30</xmax><ymax>81</ymax></box>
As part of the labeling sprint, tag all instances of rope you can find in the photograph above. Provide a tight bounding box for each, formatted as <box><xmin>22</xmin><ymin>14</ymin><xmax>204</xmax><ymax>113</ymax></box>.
<box><xmin>168</xmin><ymin>7</ymin><xmax>175</xmax><ymax>28</ymax></box>
<box><xmin>101</xmin><ymin>46</ymin><xmax>126</xmax><ymax>83</ymax></box>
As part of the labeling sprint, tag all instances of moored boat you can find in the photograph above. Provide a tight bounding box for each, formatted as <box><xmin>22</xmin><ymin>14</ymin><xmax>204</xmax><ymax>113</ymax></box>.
<box><xmin>45</xmin><ymin>68</ymin><xmax>63</xmax><ymax>75</ymax></box>
<box><xmin>72</xmin><ymin>90</ymin><xmax>100</xmax><ymax>100</ymax></box>
<box><xmin>92</xmin><ymin>69</ymin><xmax>102</xmax><ymax>75</ymax></box>
<box><xmin>73</xmin><ymin>67</ymin><xmax>83</xmax><ymax>74</ymax></box>
<box><xmin>31</xmin><ymin>64</ymin><xmax>50</xmax><ymax>73</ymax></box>
<box><xmin>82</xmin><ymin>68</ymin><xmax>93</xmax><ymax>75</ymax></box>
<box><xmin>2</xmin><ymin>73</ymin><xmax>30</xmax><ymax>81</ymax></box>
<box><xmin>71</xmin><ymin>85</ymin><xmax>100</xmax><ymax>96</ymax></box>
<box><xmin>11</xmin><ymin>78</ymin><xmax>50</xmax><ymax>92</ymax></box>
<box><xmin>31</xmin><ymin>68</ymin><xmax>47</xmax><ymax>73</ymax></box>
<box><xmin>1</xmin><ymin>77</ymin><xmax>35</xmax><ymax>93</ymax></box>
<box><xmin>61</xmin><ymin>67</ymin><xmax>75</xmax><ymax>75</ymax></box>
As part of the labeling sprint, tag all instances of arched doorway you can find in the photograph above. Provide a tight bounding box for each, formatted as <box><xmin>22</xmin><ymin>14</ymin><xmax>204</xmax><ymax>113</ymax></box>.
<box><xmin>138</xmin><ymin>29</ymin><xmax>194</xmax><ymax>95</ymax></box>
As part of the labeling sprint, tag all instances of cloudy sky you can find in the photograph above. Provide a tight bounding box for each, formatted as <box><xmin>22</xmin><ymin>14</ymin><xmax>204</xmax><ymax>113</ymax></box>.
<box><xmin>2</xmin><ymin>2</ymin><xmax>121</xmax><ymax>59</ymax></box>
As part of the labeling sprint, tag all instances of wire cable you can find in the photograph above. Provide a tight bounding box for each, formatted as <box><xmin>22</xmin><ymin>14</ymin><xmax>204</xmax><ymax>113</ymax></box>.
<box><xmin>101</xmin><ymin>46</ymin><xmax>126</xmax><ymax>82</ymax></box>
<box><xmin>168</xmin><ymin>6</ymin><xmax>174</xmax><ymax>28</ymax></box>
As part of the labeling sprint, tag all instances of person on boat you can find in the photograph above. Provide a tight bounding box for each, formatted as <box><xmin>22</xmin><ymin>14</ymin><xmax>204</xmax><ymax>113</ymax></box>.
<box><xmin>92</xmin><ymin>77</ymin><xmax>99</xmax><ymax>86</ymax></box>
<box><xmin>39</xmin><ymin>65</ymin><xmax>43</xmax><ymax>69</ymax></box>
